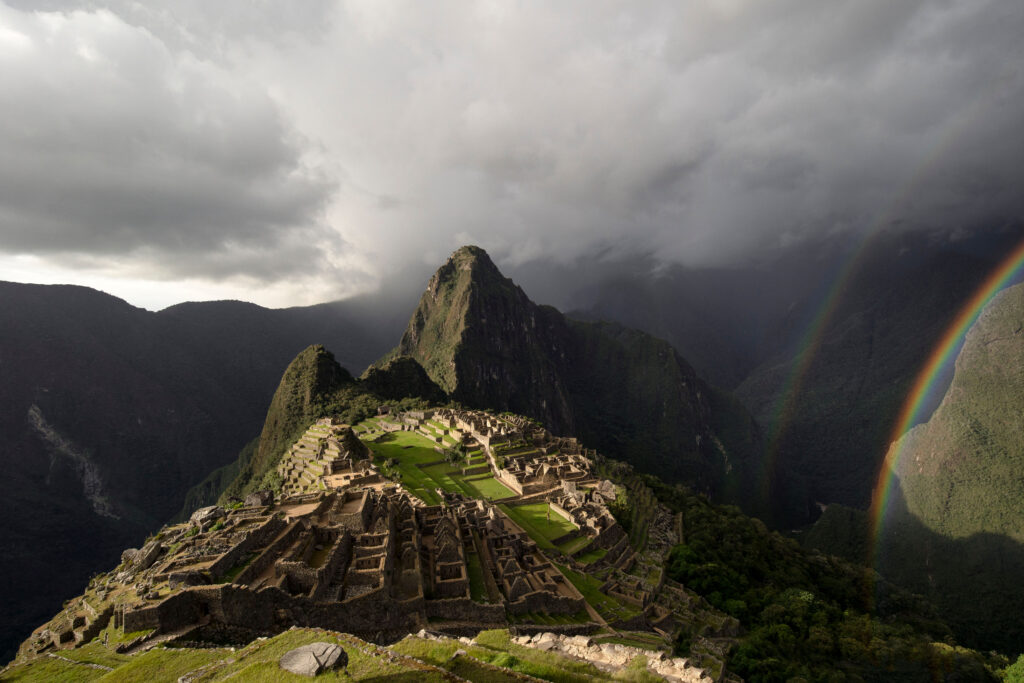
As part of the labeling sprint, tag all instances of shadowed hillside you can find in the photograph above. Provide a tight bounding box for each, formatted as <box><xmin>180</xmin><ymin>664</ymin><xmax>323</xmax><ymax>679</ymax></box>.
<box><xmin>0</xmin><ymin>282</ymin><xmax>398</xmax><ymax>662</ymax></box>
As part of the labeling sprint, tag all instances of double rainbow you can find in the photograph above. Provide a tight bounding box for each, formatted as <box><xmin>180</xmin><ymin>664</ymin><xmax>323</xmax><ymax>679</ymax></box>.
<box><xmin>868</xmin><ymin>238</ymin><xmax>1024</xmax><ymax>556</ymax></box>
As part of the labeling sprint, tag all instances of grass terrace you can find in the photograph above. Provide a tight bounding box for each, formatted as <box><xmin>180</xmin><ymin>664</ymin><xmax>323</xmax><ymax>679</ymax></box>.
<box><xmin>357</xmin><ymin>425</ymin><xmax>516</xmax><ymax>504</ymax></box>
<box><xmin>576</xmin><ymin>546</ymin><xmax>608</xmax><ymax>565</ymax></box>
<box><xmin>498</xmin><ymin>503</ymin><xmax>578</xmax><ymax>551</ymax></box>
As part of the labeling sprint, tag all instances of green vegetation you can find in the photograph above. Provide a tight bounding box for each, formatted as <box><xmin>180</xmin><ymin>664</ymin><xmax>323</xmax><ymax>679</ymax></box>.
<box><xmin>1005</xmin><ymin>654</ymin><xmax>1024</xmax><ymax>682</ymax></box>
<box><xmin>466</xmin><ymin>552</ymin><xmax>490</xmax><ymax>603</ymax></box>
<box><xmin>462</xmin><ymin>474</ymin><xmax>515</xmax><ymax>500</ymax></box>
<box><xmin>596</xmin><ymin>457</ymin><xmax>1007</xmax><ymax>681</ymax></box>
<box><xmin>182</xmin><ymin>628</ymin><xmax>447</xmax><ymax>682</ymax></box>
<box><xmin>555</xmin><ymin>564</ymin><xmax>642</xmax><ymax>623</ymax></box>
<box><xmin>220</xmin><ymin>552</ymin><xmax>257</xmax><ymax>583</ymax></box>
<box><xmin>364</xmin><ymin>429</ymin><xmax>446</xmax><ymax>504</ymax></box>
<box><xmin>498</xmin><ymin>503</ymin><xmax>577</xmax><ymax>551</ymax></box>
<box><xmin>8</xmin><ymin>629</ymin><xmax>463</xmax><ymax>682</ymax></box>
<box><xmin>556</xmin><ymin>535</ymin><xmax>592</xmax><ymax>555</ymax></box>
<box><xmin>393</xmin><ymin>629</ymin><xmax>661</xmax><ymax>683</ymax></box>
<box><xmin>362</xmin><ymin>427</ymin><xmax>514</xmax><ymax>504</ymax></box>
<box><xmin>605</xmin><ymin>482</ymin><xmax>656</xmax><ymax>551</ymax></box>
<box><xmin>218</xmin><ymin>345</ymin><xmax>355</xmax><ymax>502</ymax></box>
<box><xmin>196</xmin><ymin>346</ymin><xmax>439</xmax><ymax>506</ymax></box>
<box><xmin>1</xmin><ymin>656</ymin><xmax>107</xmax><ymax>682</ymax></box>
<box><xmin>95</xmin><ymin>646</ymin><xmax>226</xmax><ymax>682</ymax></box>
<box><xmin>864</xmin><ymin>284</ymin><xmax>1024</xmax><ymax>654</ymax></box>
<box><xmin>575</xmin><ymin>546</ymin><xmax>607</xmax><ymax>565</ymax></box>
<box><xmin>358</xmin><ymin>355</ymin><xmax>446</xmax><ymax>404</ymax></box>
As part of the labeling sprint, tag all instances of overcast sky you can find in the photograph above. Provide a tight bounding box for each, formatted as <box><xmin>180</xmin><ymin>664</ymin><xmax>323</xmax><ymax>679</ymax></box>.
<box><xmin>0</xmin><ymin>0</ymin><xmax>1021</xmax><ymax>309</ymax></box>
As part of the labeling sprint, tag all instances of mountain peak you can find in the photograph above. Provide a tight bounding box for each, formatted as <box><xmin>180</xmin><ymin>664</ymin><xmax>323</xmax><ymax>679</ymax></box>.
<box><xmin>430</xmin><ymin>245</ymin><xmax>506</xmax><ymax>291</ymax></box>
<box><xmin>394</xmin><ymin>246</ymin><xmax>571</xmax><ymax>422</ymax></box>
<box><xmin>450</xmin><ymin>244</ymin><xmax>490</xmax><ymax>261</ymax></box>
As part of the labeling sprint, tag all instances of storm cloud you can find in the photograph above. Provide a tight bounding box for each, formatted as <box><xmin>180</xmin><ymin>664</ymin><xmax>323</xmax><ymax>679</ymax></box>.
<box><xmin>0</xmin><ymin>0</ymin><xmax>1022</xmax><ymax>307</ymax></box>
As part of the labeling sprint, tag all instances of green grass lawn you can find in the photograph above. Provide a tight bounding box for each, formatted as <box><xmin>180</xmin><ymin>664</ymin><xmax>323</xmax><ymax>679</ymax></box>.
<box><xmin>393</xmin><ymin>630</ymin><xmax>627</xmax><ymax>683</ymax></box>
<box><xmin>195</xmin><ymin>629</ymin><xmax>449</xmax><ymax>682</ymax></box>
<box><xmin>575</xmin><ymin>546</ymin><xmax>608</xmax><ymax>565</ymax></box>
<box><xmin>463</xmin><ymin>475</ymin><xmax>516</xmax><ymax>500</ymax></box>
<box><xmin>498</xmin><ymin>503</ymin><xmax>578</xmax><ymax>551</ymax></box>
<box><xmin>94</xmin><ymin>646</ymin><xmax>228</xmax><ymax>683</ymax></box>
<box><xmin>364</xmin><ymin>430</ymin><xmax>446</xmax><ymax>504</ymax></box>
<box><xmin>1</xmin><ymin>657</ymin><xmax>107</xmax><ymax>682</ymax></box>
<box><xmin>421</xmin><ymin>463</ymin><xmax>472</xmax><ymax>496</ymax></box>
<box><xmin>362</xmin><ymin>430</ymin><xmax>517</xmax><ymax>505</ymax></box>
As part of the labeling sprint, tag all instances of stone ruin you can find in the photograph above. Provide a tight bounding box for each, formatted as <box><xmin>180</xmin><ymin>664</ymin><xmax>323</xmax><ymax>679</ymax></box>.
<box><xmin>21</xmin><ymin>486</ymin><xmax>593</xmax><ymax>656</ymax></box>
<box><xmin>278</xmin><ymin>419</ymin><xmax>377</xmax><ymax>496</ymax></box>
<box><xmin>18</xmin><ymin>405</ymin><xmax>737</xmax><ymax>675</ymax></box>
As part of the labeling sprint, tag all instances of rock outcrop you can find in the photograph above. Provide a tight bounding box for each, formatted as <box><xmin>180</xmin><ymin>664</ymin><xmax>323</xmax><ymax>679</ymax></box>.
<box><xmin>279</xmin><ymin>642</ymin><xmax>348</xmax><ymax>677</ymax></box>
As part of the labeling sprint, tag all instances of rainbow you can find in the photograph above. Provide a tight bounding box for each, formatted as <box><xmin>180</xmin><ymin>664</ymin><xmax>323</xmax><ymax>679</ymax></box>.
<box><xmin>756</xmin><ymin>83</ymin><xmax>1006</xmax><ymax>496</ymax></box>
<box><xmin>758</xmin><ymin>245</ymin><xmax>867</xmax><ymax>497</ymax></box>
<box><xmin>868</xmin><ymin>238</ymin><xmax>1024</xmax><ymax>553</ymax></box>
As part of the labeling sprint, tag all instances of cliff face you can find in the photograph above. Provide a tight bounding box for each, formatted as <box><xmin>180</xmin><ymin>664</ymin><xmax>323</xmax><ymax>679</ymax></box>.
<box><xmin>391</xmin><ymin>246</ymin><xmax>761</xmax><ymax>496</ymax></box>
<box><xmin>397</xmin><ymin>246</ymin><xmax>575</xmax><ymax>432</ymax></box>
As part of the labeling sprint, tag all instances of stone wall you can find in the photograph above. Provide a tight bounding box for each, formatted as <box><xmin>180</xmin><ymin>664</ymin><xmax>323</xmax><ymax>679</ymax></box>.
<box><xmin>424</xmin><ymin>597</ymin><xmax>506</xmax><ymax>623</ymax></box>
<box><xmin>432</xmin><ymin>576</ymin><xmax>468</xmax><ymax>599</ymax></box>
<box><xmin>277</xmin><ymin>560</ymin><xmax>318</xmax><ymax>596</ymax></box>
<box><xmin>495</xmin><ymin>469</ymin><xmax>524</xmax><ymax>496</ymax></box>
<box><xmin>309</xmin><ymin>532</ymin><xmax>353</xmax><ymax>601</ymax></box>
<box><xmin>234</xmin><ymin>521</ymin><xmax>303</xmax><ymax>586</ymax></box>
<box><xmin>331</xmin><ymin>490</ymin><xmax>372</xmax><ymax>531</ymax></box>
<box><xmin>123</xmin><ymin>590</ymin><xmax>206</xmax><ymax>633</ymax></box>
<box><xmin>507</xmin><ymin>590</ymin><xmax>585</xmax><ymax>616</ymax></box>
<box><xmin>207</xmin><ymin>516</ymin><xmax>286</xmax><ymax>579</ymax></box>
<box><xmin>78</xmin><ymin>605</ymin><xmax>113</xmax><ymax>644</ymax></box>
<box><xmin>549</xmin><ymin>502</ymin><xmax>575</xmax><ymax>524</ymax></box>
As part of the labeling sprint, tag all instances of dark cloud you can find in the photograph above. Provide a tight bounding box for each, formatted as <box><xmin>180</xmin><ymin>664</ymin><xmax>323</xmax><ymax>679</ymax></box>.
<box><xmin>0</xmin><ymin>2</ymin><xmax>341</xmax><ymax>286</ymax></box>
<box><xmin>0</xmin><ymin>0</ymin><xmax>1021</xmax><ymax>307</ymax></box>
